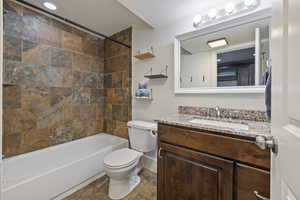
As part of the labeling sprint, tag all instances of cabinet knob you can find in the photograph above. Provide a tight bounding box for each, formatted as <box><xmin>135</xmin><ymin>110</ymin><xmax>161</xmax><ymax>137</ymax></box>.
<box><xmin>254</xmin><ymin>191</ymin><xmax>269</xmax><ymax>200</ymax></box>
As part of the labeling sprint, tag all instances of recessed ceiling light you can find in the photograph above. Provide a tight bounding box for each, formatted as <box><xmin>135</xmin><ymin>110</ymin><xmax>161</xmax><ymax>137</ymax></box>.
<box><xmin>207</xmin><ymin>38</ymin><xmax>228</xmax><ymax>48</ymax></box>
<box><xmin>43</xmin><ymin>2</ymin><xmax>57</xmax><ymax>10</ymax></box>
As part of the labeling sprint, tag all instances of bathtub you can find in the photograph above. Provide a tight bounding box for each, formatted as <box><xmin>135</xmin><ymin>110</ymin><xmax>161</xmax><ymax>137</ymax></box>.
<box><xmin>2</xmin><ymin>133</ymin><xmax>128</xmax><ymax>200</ymax></box>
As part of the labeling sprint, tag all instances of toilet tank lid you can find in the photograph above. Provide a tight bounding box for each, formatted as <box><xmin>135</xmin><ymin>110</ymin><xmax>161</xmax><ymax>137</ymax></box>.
<box><xmin>127</xmin><ymin>120</ymin><xmax>157</xmax><ymax>131</ymax></box>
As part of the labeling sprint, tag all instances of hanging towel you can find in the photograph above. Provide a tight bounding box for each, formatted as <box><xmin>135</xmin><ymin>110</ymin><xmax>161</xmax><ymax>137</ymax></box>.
<box><xmin>265</xmin><ymin>67</ymin><xmax>271</xmax><ymax>119</ymax></box>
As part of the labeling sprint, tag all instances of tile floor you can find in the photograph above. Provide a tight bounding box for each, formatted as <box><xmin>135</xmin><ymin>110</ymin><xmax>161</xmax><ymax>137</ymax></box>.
<box><xmin>64</xmin><ymin>170</ymin><xmax>157</xmax><ymax>200</ymax></box>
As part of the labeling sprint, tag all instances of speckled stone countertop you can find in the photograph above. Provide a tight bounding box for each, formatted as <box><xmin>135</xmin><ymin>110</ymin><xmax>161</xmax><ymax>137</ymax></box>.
<box><xmin>156</xmin><ymin>114</ymin><xmax>271</xmax><ymax>141</ymax></box>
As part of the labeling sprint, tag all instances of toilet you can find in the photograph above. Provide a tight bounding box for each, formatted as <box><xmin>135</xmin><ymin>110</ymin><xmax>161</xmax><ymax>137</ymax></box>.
<box><xmin>103</xmin><ymin>120</ymin><xmax>157</xmax><ymax>200</ymax></box>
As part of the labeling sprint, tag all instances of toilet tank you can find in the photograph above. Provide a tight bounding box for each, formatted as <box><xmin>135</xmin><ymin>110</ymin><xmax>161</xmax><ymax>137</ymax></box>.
<box><xmin>127</xmin><ymin>121</ymin><xmax>157</xmax><ymax>153</ymax></box>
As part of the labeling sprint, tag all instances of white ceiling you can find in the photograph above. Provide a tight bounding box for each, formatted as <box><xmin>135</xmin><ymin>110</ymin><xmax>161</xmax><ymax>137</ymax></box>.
<box><xmin>118</xmin><ymin>0</ymin><xmax>242</xmax><ymax>28</ymax></box>
<box><xmin>23</xmin><ymin>0</ymin><xmax>147</xmax><ymax>36</ymax></box>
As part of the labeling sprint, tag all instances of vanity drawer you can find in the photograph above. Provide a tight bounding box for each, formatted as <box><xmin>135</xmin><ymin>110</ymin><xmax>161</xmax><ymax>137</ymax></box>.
<box><xmin>158</xmin><ymin>123</ymin><xmax>270</xmax><ymax>169</ymax></box>
<box><xmin>235</xmin><ymin>163</ymin><xmax>270</xmax><ymax>200</ymax></box>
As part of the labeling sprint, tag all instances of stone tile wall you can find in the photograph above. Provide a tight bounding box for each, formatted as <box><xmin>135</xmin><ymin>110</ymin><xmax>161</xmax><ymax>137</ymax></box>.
<box><xmin>3</xmin><ymin>0</ymin><xmax>106</xmax><ymax>157</ymax></box>
<box><xmin>104</xmin><ymin>28</ymin><xmax>132</xmax><ymax>139</ymax></box>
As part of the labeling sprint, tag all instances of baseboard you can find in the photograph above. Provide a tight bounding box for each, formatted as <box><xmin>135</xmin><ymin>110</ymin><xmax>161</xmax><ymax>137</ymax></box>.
<box><xmin>52</xmin><ymin>172</ymin><xmax>106</xmax><ymax>200</ymax></box>
<box><xmin>142</xmin><ymin>155</ymin><xmax>157</xmax><ymax>173</ymax></box>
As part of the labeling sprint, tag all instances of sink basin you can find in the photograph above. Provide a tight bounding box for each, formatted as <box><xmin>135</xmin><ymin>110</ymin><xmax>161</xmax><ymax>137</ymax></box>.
<box><xmin>189</xmin><ymin>119</ymin><xmax>249</xmax><ymax>131</ymax></box>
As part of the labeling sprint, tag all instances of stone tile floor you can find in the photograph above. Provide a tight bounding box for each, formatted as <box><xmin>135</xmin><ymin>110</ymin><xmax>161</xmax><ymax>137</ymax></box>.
<box><xmin>64</xmin><ymin>170</ymin><xmax>157</xmax><ymax>200</ymax></box>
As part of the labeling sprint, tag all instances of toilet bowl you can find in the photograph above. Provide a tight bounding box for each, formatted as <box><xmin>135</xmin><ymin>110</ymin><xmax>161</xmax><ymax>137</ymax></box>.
<box><xmin>103</xmin><ymin>120</ymin><xmax>157</xmax><ymax>200</ymax></box>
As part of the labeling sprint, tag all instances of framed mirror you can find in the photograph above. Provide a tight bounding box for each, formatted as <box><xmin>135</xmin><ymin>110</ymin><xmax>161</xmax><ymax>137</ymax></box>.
<box><xmin>174</xmin><ymin>9</ymin><xmax>271</xmax><ymax>94</ymax></box>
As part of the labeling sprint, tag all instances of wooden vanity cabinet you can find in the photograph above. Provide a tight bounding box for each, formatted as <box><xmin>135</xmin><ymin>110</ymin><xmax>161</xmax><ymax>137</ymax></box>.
<box><xmin>157</xmin><ymin>123</ymin><xmax>270</xmax><ymax>200</ymax></box>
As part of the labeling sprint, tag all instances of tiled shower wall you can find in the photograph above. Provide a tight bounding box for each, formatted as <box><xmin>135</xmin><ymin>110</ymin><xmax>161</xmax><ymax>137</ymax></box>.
<box><xmin>3</xmin><ymin>1</ymin><xmax>108</xmax><ymax>157</ymax></box>
<box><xmin>104</xmin><ymin>28</ymin><xmax>132</xmax><ymax>139</ymax></box>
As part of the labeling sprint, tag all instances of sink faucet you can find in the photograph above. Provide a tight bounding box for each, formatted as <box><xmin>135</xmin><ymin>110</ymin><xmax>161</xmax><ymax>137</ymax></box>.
<box><xmin>215</xmin><ymin>106</ymin><xmax>221</xmax><ymax>118</ymax></box>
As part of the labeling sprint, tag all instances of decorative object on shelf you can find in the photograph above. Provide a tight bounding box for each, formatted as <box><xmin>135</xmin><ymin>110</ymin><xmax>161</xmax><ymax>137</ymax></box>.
<box><xmin>134</xmin><ymin>46</ymin><xmax>155</xmax><ymax>60</ymax></box>
<box><xmin>193</xmin><ymin>0</ymin><xmax>259</xmax><ymax>28</ymax></box>
<box><xmin>144</xmin><ymin>65</ymin><xmax>168</xmax><ymax>79</ymax></box>
<box><xmin>135</xmin><ymin>83</ymin><xmax>153</xmax><ymax>101</ymax></box>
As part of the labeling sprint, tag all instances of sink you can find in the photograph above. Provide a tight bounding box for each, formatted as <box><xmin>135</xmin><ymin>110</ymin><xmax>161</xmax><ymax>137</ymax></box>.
<box><xmin>189</xmin><ymin>119</ymin><xmax>249</xmax><ymax>131</ymax></box>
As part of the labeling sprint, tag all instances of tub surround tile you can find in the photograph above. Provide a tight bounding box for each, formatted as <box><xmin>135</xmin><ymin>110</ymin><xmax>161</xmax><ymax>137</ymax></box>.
<box><xmin>72</xmin><ymin>88</ymin><xmax>91</xmax><ymax>104</ymax></box>
<box><xmin>3</xmin><ymin>85</ymin><xmax>21</xmax><ymax>109</ymax></box>
<box><xmin>51</xmin><ymin>48</ymin><xmax>72</xmax><ymax>68</ymax></box>
<box><xmin>22</xmin><ymin>40</ymin><xmax>52</xmax><ymax>67</ymax></box>
<box><xmin>4</xmin><ymin>7</ymin><xmax>23</xmax><ymax>38</ymax></box>
<box><xmin>3</xmin><ymin>0</ymin><xmax>105</xmax><ymax>157</ymax></box>
<box><xmin>62</xmin><ymin>31</ymin><xmax>82</xmax><ymax>52</ymax></box>
<box><xmin>3</xmin><ymin>35</ymin><xmax>22</xmax><ymax>61</ymax></box>
<box><xmin>103</xmin><ymin>28</ymin><xmax>132</xmax><ymax>138</ymax></box>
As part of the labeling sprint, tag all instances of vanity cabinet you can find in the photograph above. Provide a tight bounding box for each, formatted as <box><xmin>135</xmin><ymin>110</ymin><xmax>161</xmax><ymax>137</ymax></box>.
<box><xmin>157</xmin><ymin>123</ymin><xmax>270</xmax><ymax>200</ymax></box>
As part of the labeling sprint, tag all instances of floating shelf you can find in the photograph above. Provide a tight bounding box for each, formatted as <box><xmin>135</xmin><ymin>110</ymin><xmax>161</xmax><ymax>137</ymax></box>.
<box><xmin>144</xmin><ymin>74</ymin><xmax>168</xmax><ymax>79</ymax></box>
<box><xmin>134</xmin><ymin>46</ymin><xmax>155</xmax><ymax>60</ymax></box>
<box><xmin>134</xmin><ymin>97</ymin><xmax>153</xmax><ymax>101</ymax></box>
<box><xmin>134</xmin><ymin>52</ymin><xmax>155</xmax><ymax>60</ymax></box>
<box><xmin>144</xmin><ymin>65</ymin><xmax>168</xmax><ymax>80</ymax></box>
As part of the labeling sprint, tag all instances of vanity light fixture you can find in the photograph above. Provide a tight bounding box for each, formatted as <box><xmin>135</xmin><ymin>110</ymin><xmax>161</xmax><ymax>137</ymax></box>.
<box><xmin>193</xmin><ymin>0</ymin><xmax>260</xmax><ymax>28</ymax></box>
<box><xmin>43</xmin><ymin>2</ymin><xmax>57</xmax><ymax>10</ymax></box>
<box><xmin>193</xmin><ymin>15</ymin><xmax>203</xmax><ymax>26</ymax></box>
<box><xmin>225</xmin><ymin>3</ymin><xmax>236</xmax><ymax>15</ymax></box>
<box><xmin>207</xmin><ymin>38</ymin><xmax>228</xmax><ymax>48</ymax></box>
<box><xmin>244</xmin><ymin>0</ymin><xmax>258</xmax><ymax>7</ymax></box>
<box><xmin>208</xmin><ymin>9</ymin><xmax>218</xmax><ymax>19</ymax></box>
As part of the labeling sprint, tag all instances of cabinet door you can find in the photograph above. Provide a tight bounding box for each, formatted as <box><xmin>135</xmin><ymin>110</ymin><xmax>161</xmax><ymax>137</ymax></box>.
<box><xmin>158</xmin><ymin>142</ymin><xmax>234</xmax><ymax>200</ymax></box>
<box><xmin>235</xmin><ymin>163</ymin><xmax>270</xmax><ymax>200</ymax></box>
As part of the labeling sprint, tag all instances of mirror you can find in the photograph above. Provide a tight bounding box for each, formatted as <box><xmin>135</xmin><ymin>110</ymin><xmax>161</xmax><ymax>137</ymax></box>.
<box><xmin>175</xmin><ymin>12</ymin><xmax>271</xmax><ymax>93</ymax></box>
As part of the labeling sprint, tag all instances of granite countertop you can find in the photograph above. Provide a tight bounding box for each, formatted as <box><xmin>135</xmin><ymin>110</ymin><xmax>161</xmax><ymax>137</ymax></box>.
<box><xmin>156</xmin><ymin>114</ymin><xmax>271</xmax><ymax>141</ymax></box>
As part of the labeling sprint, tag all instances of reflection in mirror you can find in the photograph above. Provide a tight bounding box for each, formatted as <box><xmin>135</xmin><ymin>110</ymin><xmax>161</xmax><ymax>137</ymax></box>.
<box><xmin>180</xmin><ymin>18</ymin><xmax>270</xmax><ymax>89</ymax></box>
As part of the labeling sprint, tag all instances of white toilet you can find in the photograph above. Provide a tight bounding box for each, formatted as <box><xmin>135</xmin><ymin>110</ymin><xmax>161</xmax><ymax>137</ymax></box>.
<box><xmin>103</xmin><ymin>120</ymin><xmax>157</xmax><ymax>200</ymax></box>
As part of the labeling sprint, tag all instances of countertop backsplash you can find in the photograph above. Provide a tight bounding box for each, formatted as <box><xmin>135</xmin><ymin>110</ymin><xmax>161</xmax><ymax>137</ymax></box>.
<box><xmin>178</xmin><ymin>106</ymin><xmax>269</xmax><ymax>122</ymax></box>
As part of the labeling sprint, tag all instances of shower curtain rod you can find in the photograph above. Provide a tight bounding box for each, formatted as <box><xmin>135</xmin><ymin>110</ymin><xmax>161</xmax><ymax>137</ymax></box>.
<box><xmin>13</xmin><ymin>0</ymin><xmax>132</xmax><ymax>49</ymax></box>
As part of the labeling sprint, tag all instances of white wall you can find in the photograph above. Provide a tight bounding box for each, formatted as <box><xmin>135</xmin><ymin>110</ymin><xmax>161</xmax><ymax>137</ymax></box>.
<box><xmin>132</xmin><ymin>3</ymin><xmax>271</xmax><ymax>123</ymax></box>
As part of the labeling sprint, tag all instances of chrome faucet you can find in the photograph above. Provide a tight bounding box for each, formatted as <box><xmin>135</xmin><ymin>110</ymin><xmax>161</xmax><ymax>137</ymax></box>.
<box><xmin>215</xmin><ymin>106</ymin><xmax>221</xmax><ymax>118</ymax></box>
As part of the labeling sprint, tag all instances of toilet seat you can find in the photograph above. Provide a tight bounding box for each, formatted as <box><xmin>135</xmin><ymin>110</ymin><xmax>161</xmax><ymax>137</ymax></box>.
<box><xmin>104</xmin><ymin>148</ymin><xmax>141</xmax><ymax>169</ymax></box>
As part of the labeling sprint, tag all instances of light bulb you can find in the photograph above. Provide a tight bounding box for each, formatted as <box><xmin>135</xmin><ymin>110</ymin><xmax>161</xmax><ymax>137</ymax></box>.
<box><xmin>193</xmin><ymin>15</ymin><xmax>202</xmax><ymax>26</ymax></box>
<box><xmin>225</xmin><ymin>3</ymin><xmax>235</xmax><ymax>14</ymax></box>
<box><xmin>208</xmin><ymin>9</ymin><xmax>218</xmax><ymax>19</ymax></box>
<box><xmin>244</xmin><ymin>0</ymin><xmax>258</xmax><ymax>7</ymax></box>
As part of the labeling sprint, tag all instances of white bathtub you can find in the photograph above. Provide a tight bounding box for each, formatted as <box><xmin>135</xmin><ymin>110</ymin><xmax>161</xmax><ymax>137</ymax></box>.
<box><xmin>2</xmin><ymin>133</ymin><xmax>128</xmax><ymax>200</ymax></box>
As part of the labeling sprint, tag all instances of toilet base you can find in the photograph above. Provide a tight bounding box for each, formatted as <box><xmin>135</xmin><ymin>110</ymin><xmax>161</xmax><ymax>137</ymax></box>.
<box><xmin>108</xmin><ymin>175</ymin><xmax>141</xmax><ymax>200</ymax></box>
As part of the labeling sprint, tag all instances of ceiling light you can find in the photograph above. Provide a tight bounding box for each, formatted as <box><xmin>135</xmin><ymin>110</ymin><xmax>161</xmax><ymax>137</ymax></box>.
<box><xmin>43</xmin><ymin>2</ymin><xmax>57</xmax><ymax>10</ymax></box>
<box><xmin>208</xmin><ymin>9</ymin><xmax>218</xmax><ymax>19</ymax></box>
<box><xmin>193</xmin><ymin>15</ymin><xmax>202</xmax><ymax>26</ymax></box>
<box><xmin>225</xmin><ymin>3</ymin><xmax>235</xmax><ymax>14</ymax></box>
<box><xmin>244</xmin><ymin>0</ymin><xmax>258</xmax><ymax>7</ymax></box>
<box><xmin>207</xmin><ymin>38</ymin><xmax>228</xmax><ymax>48</ymax></box>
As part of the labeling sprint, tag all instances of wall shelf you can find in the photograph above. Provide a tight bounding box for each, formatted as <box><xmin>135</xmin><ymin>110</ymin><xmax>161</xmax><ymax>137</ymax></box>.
<box><xmin>134</xmin><ymin>52</ymin><xmax>155</xmax><ymax>60</ymax></box>
<box><xmin>134</xmin><ymin>46</ymin><xmax>155</xmax><ymax>60</ymax></box>
<box><xmin>134</xmin><ymin>97</ymin><xmax>153</xmax><ymax>101</ymax></box>
<box><xmin>144</xmin><ymin>65</ymin><xmax>168</xmax><ymax>80</ymax></box>
<box><xmin>144</xmin><ymin>74</ymin><xmax>168</xmax><ymax>79</ymax></box>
